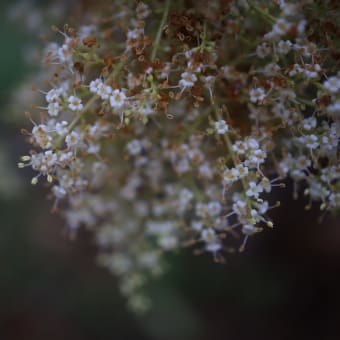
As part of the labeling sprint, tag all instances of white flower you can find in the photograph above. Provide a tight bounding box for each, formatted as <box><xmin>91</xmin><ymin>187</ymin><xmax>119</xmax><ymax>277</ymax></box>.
<box><xmin>89</xmin><ymin>78</ymin><xmax>103</xmax><ymax>93</ymax></box>
<box><xmin>272</xmin><ymin>18</ymin><xmax>291</xmax><ymax>36</ymax></box>
<box><xmin>302</xmin><ymin>117</ymin><xmax>317</xmax><ymax>130</ymax></box>
<box><xmin>205</xmin><ymin>241</ymin><xmax>222</xmax><ymax>253</ymax></box>
<box><xmin>214</xmin><ymin>119</ymin><xmax>229</xmax><ymax>134</ymax></box>
<box><xmin>65</xmin><ymin>131</ymin><xmax>82</xmax><ymax>148</ymax></box>
<box><xmin>97</xmin><ymin>84</ymin><xmax>112</xmax><ymax>100</ymax></box>
<box><xmin>52</xmin><ymin>185</ymin><xmax>67</xmax><ymax>199</ymax></box>
<box><xmin>246</xmin><ymin>181</ymin><xmax>263</xmax><ymax>198</ymax></box>
<box><xmin>55</xmin><ymin>121</ymin><xmax>69</xmax><ymax>135</ymax></box>
<box><xmin>250</xmin><ymin>87</ymin><xmax>266</xmax><ymax>103</ymax></box>
<box><xmin>208</xmin><ymin>201</ymin><xmax>221</xmax><ymax>217</ymax></box>
<box><xmin>58</xmin><ymin>151</ymin><xmax>73</xmax><ymax>164</ymax></box>
<box><xmin>232</xmin><ymin>141</ymin><xmax>248</xmax><ymax>154</ymax></box>
<box><xmin>196</xmin><ymin>203</ymin><xmax>208</xmax><ymax>218</ymax></box>
<box><xmin>235</xmin><ymin>164</ymin><xmax>249</xmax><ymax>178</ymax></box>
<box><xmin>223</xmin><ymin>168</ymin><xmax>239</xmax><ymax>185</ymax></box>
<box><xmin>127</xmin><ymin>28</ymin><xmax>143</xmax><ymax>40</ymax></box>
<box><xmin>326</xmin><ymin>101</ymin><xmax>340</xmax><ymax>116</ymax></box>
<box><xmin>46</xmin><ymin>88</ymin><xmax>62</xmax><ymax>103</ymax></box>
<box><xmin>247</xmin><ymin>138</ymin><xmax>259</xmax><ymax>150</ymax></box>
<box><xmin>58</xmin><ymin>44</ymin><xmax>72</xmax><ymax>64</ymax></box>
<box><xmin>288</xmin><ymin>64</ymin><xmax>303</xmax><ymax>76</ymax></box>
<box><xmin>299</xmin><ymin>134</ymin><xmax>319</xmax><ymax>149</ymax></box>
<box><xmin>192</xmin><ymin>220</ymin><xmax>203</xmax><ymax>231</ymax></box>
<box><xmin>324</xmin><ymin>76</ymin><xmax>340</xmax><ymax>93</ymax></box>
<box><xmin>242</xmin><ymin>224</ymin><xmax>257</xmax><ymax>235</ymax></box>
<box><xmin>232</xmin><ymin>199</ymin><xmax>247</xmax><ymax>216</ymax></box>
<box><xmin>127</xmin><ymin>139</ymin><xmax>142</xmax><ymax>156</ymax></box>
<box><xmin>159</xmin><ymin>235</ymin><xmax>178</xmax><ymax>250</ymax></box>
<box><xmin>296</xmin><ymin>155</ymin><xmax>311</xmax><ymax>170</ymax></box>
<box><xmin>109</xmin><ymin>89</ymin><xmax>126</xmax><ymax>108</ymax></box>
<box><xmin>32</xmin><ymin>124</ymin><xmax>52</xmax><ymax>149</ymax></box>
<box><xmin>246</xmin><ymin>149</ymin><xmax>267</xmax><ymax>167</ymax></box>
<box><xmin>47</xmin><ymin>102</ymin><xmax>60</xmax><ymax>116</ymax></box>
<box><xmin>201</xmin><ymin>228</ymin><xmax>217</xmax><ymax>243</ymax></box>
<box><xmin>329</xmin><ymin>193</ymin><xmax>340</xmax><ymax>208</ymax></box>
<box><xmin>179</xmin><ymin>188</ymin><xmax>193</xmax><ymax>206</ymax></box>
<box><xmin>68</xmin><ymin>95</ymin><xmax>83</xmax><ymax>111</ymax></box>
<box><xmin>31</xmin><ymin>150</ymin><xmax>57</xmax><ymax>175</ymax></box>
<box><xmin>179</xmin><ymin>72</ymin><xmax>197</xmax><ymax>88</ymax></box>
<box><xmin>277</xmin><ymin>40</ymin><xmax>292</xmax><ymax>54</ymax></box>
<box><xmin>200</xmin><ymin>224</ymin><xmax>222</xmax><ymax>252</ymax></box>
<box><xmin>109</xmin><ymin>254</ymin><xmax>131</xmax><ymax>275</ymax></box>
<box><xmin>136</xmin><ymin>2</ymin><xmax>151</xmax><ymax>19</ymax></box>
<box><xmin>198</xmin><ymin>162</ymin><xmax>214</xmax><ymax>179</ymax></box>
<box><xmin>256</xmin><ymin>43</ymin><xmax>271</xmax><ymax>58</ymax></box>
<box><xmin>87</xmin><ymin>143</ymin><xmax>100</xmax><ymax>154</ymax></box>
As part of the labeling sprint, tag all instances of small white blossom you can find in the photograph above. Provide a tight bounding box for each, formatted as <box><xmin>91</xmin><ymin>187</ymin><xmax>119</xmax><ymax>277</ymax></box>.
<box><xmin>256</xmin><ymin>43</ymin><xmax>271</xmax><ymax>58</ymax></box>
<box><xmin>208</xmin><ymin>201</ymin><xmax>222</xmax><ymax>217</ymax></box>
<box><xmin>329</xmin><ymin>193</ymin><xmax>340</xmax><ymax>208</ymax></box>
<box><xmin>302</xmin><ymin>117</ymin><xmax>317</xmax><ymax>130</ymax></box>
<box><xmin>246</xmin><ymin>181</ymin><xmax>263</xmax><ymax>198</ymax></box>
<box><xmin>299</xmin><ymin>134</ymin><xmax>319</xmax><ymax>149</ymax></box>
<box><xmin>324</xmin><ymin>76</ymin><xmax>340</xmax><ymax>93</ymax></box>
<box><xmin>110</xmin><ymin>89</ymin><xmax>126</xmax><ymax>108</ymax></box>
<box><xmin>277</xmin><ymin>40</ymin><xmax>292</xmax><ymax>54</ymax></box>
<box><xmin>192</xmin><ymin>220</ymin><xmax>203</xmax><ymax>232</ymax></box>
<box><xmin>32</xmin><ymin>124</ymin><xmax>52</xmax><ymax>149</ymax></box>
<box><xmin>68</xmin><ymin>95</ymin><xmax>83</xmax><ymax>111</ymax></box>
<box><xmin>46</xmin><ymin>88</ymin><xmax>63</xmax><ymax>103</ymax></box>
<box><xmin>47</xmin><ymin>102</ymin><xmax>60</xmax><ymax>116</ymax></box>
<box><xmin>127</xmin><ymin>139</ymin><xmax>142</xmax><ymax>156</ymax></box>
<box><xmin>223</xmin><ymin>168</ymin><xmax>239</xmax><ymax>185</ymax></box>
<box><xmin>89</xmin><ymin>78</ymin><xmax>103</xmax><ymax>93</ymax></box>
<box><xmin>179</xmin><ymin>188</ymin><xmax>193</xmax><ymax>206</ymax></box>
<box><xmin>242</xmin><ymin>224</ymin><xmax>258</xmax><ymax>235</ymax></box>
<box><xmin>159</xmin><ymin>235</ymin><xmax>178</xmax><ymax>250</ymax></box>
<box><xmin>232</xmin><ymin>141</ymin><xmax>248</xmax><ymax>154</ymax></box>
<box><xmin>97</xmin><ymin>84</ymin><xmax>112</xmax><ymax>100</ymax></box>
<box><xmin>250</xmin><ymin>87</ymin><xmax>266</xmax><ymax>103</ymax></box>
<box><xmin>55</xmin><ymin>121</ymin><xmax>69</xmax><ymax>135</ymax></box>
<box><xmin>246</xmin><ymin>149</ymin><xmax>267</xmax><ymax>167</ymax></box>
<box><xmin>179</xmin><ymin>72</ymin><xmax>197</xmax><ymax>88</ymax></box>
<box><xmin>214</xmin><ymin>119</ymin><xmax>229</xmax><ymax>134</ymax></box>
<box><xmin>52</xmin><ymin>185</ymin><xmax>67</xmax><ymax>199</ymax></box>
<box><xmin>58</xmin><ymin>44</ymin><xmax>72</xmax><ymax>64</ymax></box>
<box><xmin>65</xmin><ymin>131</ymin><xmax>82</xmax><ymax>148</ymax></box>
<box><xmin>272</xmin><ymin>18</ymin><xmax>291</xmax><ymax>37</ymax></box>
<box><xmin>201</xmin><ymin>228</ymin><xmax>217</xmax><ymax>243</ymax></box>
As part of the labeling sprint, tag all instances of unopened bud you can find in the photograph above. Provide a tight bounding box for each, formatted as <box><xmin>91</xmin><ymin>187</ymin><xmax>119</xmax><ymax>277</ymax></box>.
<box><xmin>267</xmin><ymin>221</ymin><xmax>274</xmax><ymax>228</ymax></box>
<box><xmin>31</xmin><ymin>177</ymin><xmax>38</xmax><ymax>185</ymax></box>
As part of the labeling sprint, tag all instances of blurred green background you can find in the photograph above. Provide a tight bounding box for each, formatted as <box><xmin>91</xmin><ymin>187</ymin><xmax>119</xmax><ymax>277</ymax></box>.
<box><xmin>0</xmin><ymin>1</ymin><xmax>340</xmax><ymax>340</ymax></box>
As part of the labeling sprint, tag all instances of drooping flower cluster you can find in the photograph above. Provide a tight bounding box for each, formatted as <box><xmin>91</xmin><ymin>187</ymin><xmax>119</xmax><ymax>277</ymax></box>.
<box><xmin>18</xmin><ymin>0</ymin><xmax>340</xmax><ymax>311</ymax></box>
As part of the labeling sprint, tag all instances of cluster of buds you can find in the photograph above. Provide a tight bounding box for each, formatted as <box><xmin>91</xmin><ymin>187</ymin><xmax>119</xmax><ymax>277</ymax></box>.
<box><xmin>18</xmin><ymin>0</ymin><xmax>340</xmax><ymax>311</ymax></box>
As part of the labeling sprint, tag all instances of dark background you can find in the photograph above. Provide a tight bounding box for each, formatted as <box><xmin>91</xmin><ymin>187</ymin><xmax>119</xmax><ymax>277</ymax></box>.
<box><xmin>0</xmin><ymin>1</ymin><xmax>339</xmax><ymax>339</ymax></box>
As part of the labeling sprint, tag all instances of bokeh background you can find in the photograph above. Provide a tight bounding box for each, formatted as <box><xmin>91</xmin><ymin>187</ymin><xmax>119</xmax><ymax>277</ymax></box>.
<box><xmin>0</xmin><ymin>1</ymin><xmax>340</xmax><ymax>339</ymax></box>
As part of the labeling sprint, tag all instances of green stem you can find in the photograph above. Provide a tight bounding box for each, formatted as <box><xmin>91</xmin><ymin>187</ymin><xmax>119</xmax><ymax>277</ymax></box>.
<box><xmin>211</xmin><ymin>102</ymin><xmax>251</xmax><ymax>205</ymax></box>
<box><xmin>151</xmin><ymin>0</ymin><xmax>171</xmax><ymax>61</ymax></box>
<box><xmin>247</xmin><ymin>0</ymin><xmax>276</xmax><ymax>25</ymax></box>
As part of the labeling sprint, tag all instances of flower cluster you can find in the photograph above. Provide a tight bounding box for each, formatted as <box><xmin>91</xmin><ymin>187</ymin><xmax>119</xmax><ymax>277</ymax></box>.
<box><xmin>18</xmin><ymin>0</ymin><xmax>339</xmax><ymax>311</ymax></box>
